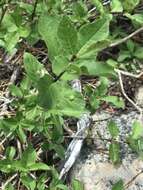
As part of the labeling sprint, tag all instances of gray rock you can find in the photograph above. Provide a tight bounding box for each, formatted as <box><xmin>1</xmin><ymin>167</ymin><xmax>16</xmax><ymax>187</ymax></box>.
<box><xmin>71</xmin><ymin>111</ymin><xmax>143</xmax><ymax>190</ymax></box>
<box><xmin>135</xmin><ymin>86</ymin><xmax>143</xmax><ymax>108</ymax></box>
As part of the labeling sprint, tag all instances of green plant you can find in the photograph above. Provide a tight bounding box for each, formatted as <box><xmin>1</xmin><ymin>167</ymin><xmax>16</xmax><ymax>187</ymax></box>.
<box><xmin>0</xmin><ymin>0</ymin><xmax>143</xmax><ymax>189</ymax></box>
<box><xmin>112</xmin><ymin>179</ymin><xmax>124</xmax><ymax>190</ymax></box>
<box><xmin>108</xmin><ymin>120</ymin><xmax>121</xmax><ymax>165</ymax></box>
<box><xmin>127</xmin><ymin>120</ymin><xmax>143</xmax><ymax>158</ymax></box>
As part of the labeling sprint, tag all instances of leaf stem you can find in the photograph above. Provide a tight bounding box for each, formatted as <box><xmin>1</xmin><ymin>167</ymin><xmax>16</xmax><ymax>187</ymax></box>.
<box><xmin>54</xmin><ymin>56</ymin><xmax>76</xmax><ymax>82</ymax></box>
<box><xmin>54</xmin><ymin>70</ymin><xmax>67</xmax><ymax>82</ymax></box>
<box><xmin>31</xmin><ymin>0</ymin><xmax>39</xmax><ymax>21</ymax></box>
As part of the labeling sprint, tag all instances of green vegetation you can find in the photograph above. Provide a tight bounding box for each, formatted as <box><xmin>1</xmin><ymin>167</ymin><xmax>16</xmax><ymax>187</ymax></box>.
<box><xmin>0</xmin><ymin>0</ymin><xmax>143</xmax><ymax>189</ymax></box>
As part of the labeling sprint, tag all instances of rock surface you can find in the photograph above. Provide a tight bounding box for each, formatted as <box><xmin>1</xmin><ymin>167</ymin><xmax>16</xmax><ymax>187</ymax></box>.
<box><xmin>135</xmin><ymin>86</ymin><xmax>143</xmax><ymax>108</ymax></box>
<box><xmin>71</xmin><ymin>111</ymin><xmax>143</xmax><ymax>190</ymax></box>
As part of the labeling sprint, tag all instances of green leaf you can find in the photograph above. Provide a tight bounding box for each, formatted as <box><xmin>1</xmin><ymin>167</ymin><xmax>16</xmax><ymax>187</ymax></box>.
<box><xmin>21</xmin><ymin>144</ymin><xmax>37</xmax><ymax>166</ymax></box>
<box><xmin>72</xmin><ymin>2</ymin><xmax>87</xmax><ymax>19</ymax></box>
<box><xmin>20</xmin><ymin>120</ymin><xmax>35</xmax><ymax>131</ymax></box>
<box><xmin>112</xmin><ymin>179</ymin><xmax>124</xmax><ymax>190</ymax></box>
<box><xmin>134</xmin><ymin>47</ymin><xmax>143</xmax><ymax>59</ymax></box>
<box><xmin>77</xmin><ymin>14</ymin><xmax>112</xmax><ymax>57</ymax></box>
<box><xmin>0</xmin><ymin>159</ymin><xmax>27</xmax><ymax>173</ymax></box>
<box><xmin>108</xmin><ymin>120</ymin><xmax>119</xmax><ymax>138</ymax></box>
<box><xmin>57</xmin><ymin>16</ymin><xmax>78</xmax><ymax>55</ymax></box>
<box><xmin>19</xmin><ymin>2</ymin><xmax>34</xmax><ymax>13</ymax></box>
<box><xmin>131</xmin><ymin>120</ymin><xmax>143</xmax><ymax>140</ymax></box>
<box><xmin>78</xmin><ymin>59</ymin><xmax>115</xmax><ymax>77</ymax></box>
<box><xmin>102</xmin><ymin>96</ymin><xmax>125</xmax><ymax>108</ymax></box>
<box><xmin>5</xmin><ymin>146</ymin><xmax>16</xmax><ymax>160</ymax></box>
<box><xmin>111</xmin><ymin>0</ymin><xmax>123</xmax><ymax>13</ymax></box>
<box><xmin>37</xmin><ymin>174</ymin><xmax>47</xmax><ymax>190</ymax></box>
<box><xmin>107</xmin><ymin>59</ymin><xmax>118</xmax><ymax>68</ymax></box>
<box><xmin>52</xmin><ymin>144</ymin><xmax>65</xmax><ymax>159</ymax></box>
<box><xmin>1</xmin><ymin>13</ymin><xmax>20</xmax><ymax>53</ymax></box>
<box><xmin>127</xmin><ymin>136</ymin><xmax>143</xmax><ymax>156</ymax></box>
<box><xmin>0</xmin><ymin>160</ymin><xmax>12</xmax><ymax>173</ymax></box>
<box><xmin>109</xmin><ymin>142</ymin><xmax>120</xmax><ymax>164</ymax></box>
<box><xmin>0</xmin><ymin>117</ymin><xmax>18</xmax><ymax>133</ymax></box>
<box><xmin>95</xmin><ymin>77</ymin><xmax>109</xmax><ymax>96</ymax></box>
<box><xmin>37</xmin><ymin>80</ymin><xmax>86</xmax><ymax>117</ymax></box>
<box><xmin>125</xmin><ymin>13</ymin><xmax>143</xmax><ymax>25</ymax></box>
<box><xmin>24</xmin><ymin>106</ymin><xmax>40</xmax><ymax>121</ymax></box>
<box><xmin>117</xmin><ymin>50</ymin><xmax>131</xmax><ymax>62</ymax></box>
<box><xmin>9</xmin><ymin>84</ymin><xmax>23</xmax><ymax>98</ymax></box>
<box><xmin>80</xmin><ymin>39</ymin><xmax>111</xmax><ymax>59</ymax></box>
<box><xmin>56</xmin><ymin>184</ymin><xmax>69</xmax><ymax>190</ymax></box>
<box><xmin>18</xmin><ymin>25</ymin><xmax>30</xmax><ymax>38</ymax></box>
<box><xmin>45</xmin><ymin>0</ymin><xmax>62</xmax><ymax>12</ymax></box>
<box><xmin>4</xmin><ymin>32</ymin><xmax>19</xmax><ymax>53</ymax></box>
<box><xmin>52</xmin><ymin>55</ymin><xmax>69</xmax><ymax>75</ymax></box>
<box><xmin>38</xmin><ymin>14</ymin><xmax>62</xmax><ymax>60</ymax></box>
<box><xmin>21</xmin><ymin>173</ymin><xmax>36</xmax><ymax>190</ymax></box>
<box><xmin>91</xmin><ymin>0</ymin><xmax>104</xmax><ymax>15</ymax></box>
<box><xmin>5</xmin><ymin>183</ymin><xmax>14</xmax><ymax>190</ymax></box>
<box><xmin>126</xmin><ymin>40</ymin><xmax>135</xmax><ymax>53</ymax></box>
<box><xmin>24</xmin><ymin>53</ymin><xmax>46</xmax><ymax>83</ymax></box>
<box><xmin>16</xmin><ymin>126</ymin><xmax>27</xmax><ymax>144</ymax></box>
<box><xmin>51</xmin><ymin>115</ymin><xmax>64</xmax><ymax>144</ymax></box>
<box><xmin>28</xmin><ymin>163</ymin><xmax>50</xmax><ymax>171</ymax></box>
<box><xmin>89</xmin><ymin>77</ymin><xmax>109</xmax><ymax>111</ymax></box>
<box><xmin>89</xmin><ymin>96</ymin><xmax>100</xmax><ymax>111</ymax></box>
<box><xmin>12</xmin><ymin>160</ymin><xmax>28</xmax><ymax>172</ymax></box>
<box><xmin>72</xmin><ymin>179</ymin><xmax>84</xmax><ymax>190</ymax></box>
<box><xmin>20</xmin><ymin>77</ymin><xmax>31</xmax><ymax>91</ymax></box>
<box><xmin>2</xmin><ymin>13</ymin><xmax>18</xmax><ymax>32</ymax></box>
<box><xmin>121</xmin><ymin>0</ymin><xmax>140</xmax><ymax>11</ymax></box>
<box><xmin>61</xmin><ymin>64</ymin><xmax>82</xmax><ymax>80</ymax></box>
<box><xmin>37</xmin><ymin>78</ymin><xmax>54</xmax><ymax>109</ymax></box>
<box><xmin>0</xmin><ymin>39</ymin><xmax>5</xmax><ymax>47</ymax></box>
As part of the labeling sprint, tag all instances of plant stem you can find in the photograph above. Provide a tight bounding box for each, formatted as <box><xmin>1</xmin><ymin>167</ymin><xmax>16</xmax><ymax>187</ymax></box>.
<box><xmin>31</xmin><ymin>0</ymin><xmax>38</xmax><ymax>21</ymax></box>
<box><xmin>54</xmin><ymin>70</ymin><xmax>67</xmax><ymax>82</ymax></box>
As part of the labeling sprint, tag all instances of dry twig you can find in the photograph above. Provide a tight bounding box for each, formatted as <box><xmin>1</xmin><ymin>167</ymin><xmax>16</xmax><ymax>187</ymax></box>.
<box><xmin>115</xmin><ymin>69</ymin><xmax>143</xmax><ymax>121</ymax></box>
<box><xmin>125</xmin><ymin>170</ymin><xmax>143</xmax><ymax>189</ymax></box>
<box><xmin>109</xmin><ymin>26</ymin><xmax>143</xmax><ymax>48</ymax></box>
<box><xmin>1</xmin><ymin>173</ymin><xmax>17</xmax><ymax>190</ymax></box>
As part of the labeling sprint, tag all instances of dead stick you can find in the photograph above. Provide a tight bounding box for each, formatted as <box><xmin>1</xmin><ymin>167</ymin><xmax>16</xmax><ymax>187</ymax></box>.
<box><xmin>109</xmin><ymin>26</ymin><xmax>143</xmax><ymax>48</ymax></box>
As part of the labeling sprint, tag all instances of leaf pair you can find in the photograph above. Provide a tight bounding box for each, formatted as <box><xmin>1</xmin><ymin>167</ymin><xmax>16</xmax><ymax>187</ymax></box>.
<box><xmin>38</xmin><ymin>13</ymin><xmax>112</xmax><ymax>77</ymax></box>
<box><xmin>38</xmin><ymin>15</ymin><xmax>77</xmax><ymax>60</ymax></box>
<box><xmin>0</xmin><ymin>144</ymin><xmax>49</xmax><ymax>173</ymax></box>
<box><xmin>23</xmin><ymin>53</ymin><xmax>86</xmax><ymax>118</ymax></box>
